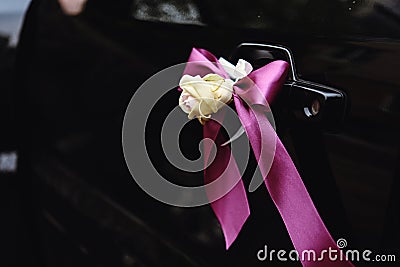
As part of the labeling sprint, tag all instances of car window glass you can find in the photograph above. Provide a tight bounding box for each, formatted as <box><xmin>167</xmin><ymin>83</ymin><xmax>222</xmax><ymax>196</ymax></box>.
<box><xmin>132</xmin><ymin>0</ymin><xmax>204</xmax><ymax>25</ymax></box>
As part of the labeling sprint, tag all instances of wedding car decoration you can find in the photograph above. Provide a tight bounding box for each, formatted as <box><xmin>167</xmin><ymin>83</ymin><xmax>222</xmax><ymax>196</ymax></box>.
<box><xmin>178</xmin><ymin>48</ymin><xmax>354</xmax><ymax>267</ymax></box>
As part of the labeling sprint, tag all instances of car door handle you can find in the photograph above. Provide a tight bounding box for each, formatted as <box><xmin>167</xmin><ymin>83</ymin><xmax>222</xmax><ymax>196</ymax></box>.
<box><xmin>230</xmin><ymin>43</ymin><xmax>348</xmax><ymax>131</ymax></box>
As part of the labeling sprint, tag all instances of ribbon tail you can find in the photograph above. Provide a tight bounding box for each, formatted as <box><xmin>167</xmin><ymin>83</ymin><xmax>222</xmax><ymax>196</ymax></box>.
<box><xmin>207</xmin><ymin>156</ymin><xmax>250</xmax><ymax>249</ymax></box>
<box><xmin>235</xmin><ymin>100</ymin><xmax>354</xmax><ymax>266</ymax></box>
<box><xmin>203</xmin><ymin>119</ymin><xmax>250</xmax><ymax>250</ymax></box>
<box><xmin>267</xmin><ymin>136</ymin><xmax>355</xmax><ymax>266</ymax></box>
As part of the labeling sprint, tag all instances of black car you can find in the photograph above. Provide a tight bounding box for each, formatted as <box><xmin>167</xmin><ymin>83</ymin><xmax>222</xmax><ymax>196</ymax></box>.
<box><xmin>1</xmin><ymin>0</ymin><xmax>399</xmax><ymax>266</ymax></box>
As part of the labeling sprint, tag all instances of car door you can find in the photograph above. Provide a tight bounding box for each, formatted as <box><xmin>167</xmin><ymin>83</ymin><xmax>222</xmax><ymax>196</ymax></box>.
<box><xmin>15</xmin><ymin>0</ymin><xmax>399</xmax><ymax>266</ymax></box>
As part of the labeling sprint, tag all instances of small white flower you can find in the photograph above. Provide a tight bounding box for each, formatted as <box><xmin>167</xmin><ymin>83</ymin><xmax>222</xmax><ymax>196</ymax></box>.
<box><xmin>219</xmin><ymin>58</ymin><xmax>253</xmax><ymax>81</ymax></box>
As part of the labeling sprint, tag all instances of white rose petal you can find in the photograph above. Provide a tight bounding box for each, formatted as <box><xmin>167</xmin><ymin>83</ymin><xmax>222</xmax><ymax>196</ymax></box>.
<box><xmin>179</xmin><ymin>91</ymin><xmax>198</xmax><ymax>114</ymax></box>
<box><xmin>234</xmin><ymin>59</ymin><xmax>253</xmax><ymax>79</ymax></box>
<box><xmin>218</xmin><ymin>57</ymin><xmax>237</xmax><ymax>80</ymax></box>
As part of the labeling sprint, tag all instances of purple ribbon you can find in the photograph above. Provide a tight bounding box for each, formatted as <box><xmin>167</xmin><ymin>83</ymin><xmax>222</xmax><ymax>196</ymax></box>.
<box><xmin>183</xmin><ymin>48</ymin><xmax>354</xmax><ymax>266</ymax></box>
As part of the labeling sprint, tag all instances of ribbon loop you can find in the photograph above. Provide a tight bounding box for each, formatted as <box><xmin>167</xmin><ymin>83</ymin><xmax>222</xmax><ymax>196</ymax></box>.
<box><xmin>234</xmin><ymin>61</ymin><xmax>289</xmax><ymax>107</ymax></box>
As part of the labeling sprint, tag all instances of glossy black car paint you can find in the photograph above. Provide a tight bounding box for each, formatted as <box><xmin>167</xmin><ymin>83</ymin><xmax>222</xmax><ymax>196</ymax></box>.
<box><xmin>10</xmin><ymin>0</ymin><xmax>400</xmax><ymax>266</ymax></box>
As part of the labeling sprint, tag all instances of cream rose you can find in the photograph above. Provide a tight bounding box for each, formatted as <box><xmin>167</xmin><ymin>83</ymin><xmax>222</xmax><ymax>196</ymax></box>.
<box><xmin>179</xmin><ymin>73</ymin><xmax>234</xmax><ymax>124</ymax></box>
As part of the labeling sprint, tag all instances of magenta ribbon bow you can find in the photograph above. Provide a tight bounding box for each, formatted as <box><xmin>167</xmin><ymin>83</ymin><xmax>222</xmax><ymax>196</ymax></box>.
<box><xmin>183</xmin><ymin>48</ymin><xmax>354</xmax><ymax>266</ymax></box>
